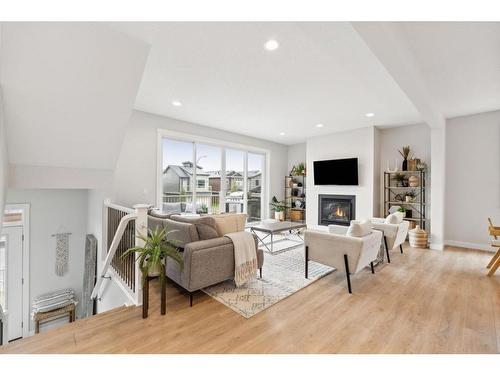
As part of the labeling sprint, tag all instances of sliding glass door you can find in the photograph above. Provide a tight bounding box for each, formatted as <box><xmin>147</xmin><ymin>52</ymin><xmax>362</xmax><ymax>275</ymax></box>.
<box><xmin>160</xmin><ymin>135</ymin><xmax>266</xmax><ymax>221</ymax></box>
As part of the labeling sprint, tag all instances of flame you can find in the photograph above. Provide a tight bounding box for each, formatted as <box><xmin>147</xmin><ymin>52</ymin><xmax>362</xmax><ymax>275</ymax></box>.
<box><xmin>336</xmin><ymin>207</ymin><xmax>344</xmax><ymax>217</ymax></box>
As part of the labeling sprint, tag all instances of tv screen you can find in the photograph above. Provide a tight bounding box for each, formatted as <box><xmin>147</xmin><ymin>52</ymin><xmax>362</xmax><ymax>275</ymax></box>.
<box><xmin>313</xmin><ymin>158</ymin><xmax>358</xmax><ymax>185</ymax></box>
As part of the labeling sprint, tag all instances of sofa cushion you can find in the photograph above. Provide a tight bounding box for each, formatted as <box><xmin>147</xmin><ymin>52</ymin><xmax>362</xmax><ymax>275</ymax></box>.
<box><xmin>385</xmin><ymin>212</ymin><xmax>404</xmax><ymax>224</ymax></box>
<box><xmin>211</xmin><ymin>213</ymin><xmax>247</xmax><ymax>236</ymax></box>
<box><xmin>347</xmin><ymin>219</ymin><xmax>372</xmax><ymax>237</ymax></box>
<box><xmin>149</xmin><ymin>209</ymin><xmax>173</xmax><ymax>219</ymax></box>
<box><xmin>170</xmin><ymin>215</ymin><xmax>219</xmax><ymax>240</ymax></box>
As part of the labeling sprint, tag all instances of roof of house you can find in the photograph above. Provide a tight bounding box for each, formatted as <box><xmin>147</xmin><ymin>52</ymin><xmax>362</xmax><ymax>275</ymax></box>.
<box><xmin>164</xmin><ymin>163</ymin><xmax>210</xmax><ymax>177</ymax></box>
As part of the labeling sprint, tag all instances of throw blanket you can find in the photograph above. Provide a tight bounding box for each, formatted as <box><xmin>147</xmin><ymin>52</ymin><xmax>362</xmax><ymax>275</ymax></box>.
<box><xmin>225</xmin><ymin>231</ymin><xmax>258</xmax><ymax>287</ymax></box>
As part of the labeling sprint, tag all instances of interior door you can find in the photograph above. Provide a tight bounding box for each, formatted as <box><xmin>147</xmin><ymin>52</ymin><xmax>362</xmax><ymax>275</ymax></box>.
<box><xmin>2</xmin><ymin>226</ymin><xmax>23</xmax><ymax>341</ymax></box>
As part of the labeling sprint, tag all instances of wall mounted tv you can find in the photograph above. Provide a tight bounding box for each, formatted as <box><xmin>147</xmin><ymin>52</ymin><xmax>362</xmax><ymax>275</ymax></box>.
<box><xmin>313</xmin><ymin>158</ymin><xmax>359</xmax><ymax>185</ymax></box>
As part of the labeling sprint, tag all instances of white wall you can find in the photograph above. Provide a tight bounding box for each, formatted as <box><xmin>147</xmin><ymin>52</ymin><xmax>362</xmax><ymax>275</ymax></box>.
<box><xmin>306</xmin><ymin>127</ymin><xmax>375</xmax><ymax>229</ymax></box>
<box><xmin>377</xmin><ymin>123</ymin><xmax>431</xmax><ymax>218</ymax></box>
<box><xmin>0</xmin><ymin>88</ymin><xmax>7</xmax><ymax>229</ymax></box>
<box><xmin>6</xmin><ymin>189</ymin><xmax>89</xmax><ymax>333</ymax></box>
<box><xmin>112</xmin><ymin>110</ymin><xmax>289</xmax><ymax>211</ymax></box>
<box><xmin>445</xmin><ymin>110</ymin><xmax>500</xmax><ymax>250</ymax></box>
<box><xmin>287</xmin><ymin>143</ymin><xmax>307</xmax><ymax>175</ymax></box>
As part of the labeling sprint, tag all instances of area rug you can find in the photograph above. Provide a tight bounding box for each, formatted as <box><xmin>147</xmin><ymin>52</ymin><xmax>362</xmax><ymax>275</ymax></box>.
<box><xmin>202</xmin><ymin>246</ymin><xmax>335</xmax><ymax>318</ymax></box>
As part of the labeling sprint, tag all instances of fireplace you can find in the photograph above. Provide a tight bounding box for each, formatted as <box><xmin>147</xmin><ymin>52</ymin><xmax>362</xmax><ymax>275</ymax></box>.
<box><xmin>318</xmin><ymin>194</ymin><xmax>356</xmax><ymax>226</ymax></box>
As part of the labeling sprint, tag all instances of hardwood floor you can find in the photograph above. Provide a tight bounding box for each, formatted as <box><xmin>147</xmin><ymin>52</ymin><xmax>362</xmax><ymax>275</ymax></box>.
<box><xmin>1</xmin><ymin>244</ymin><xmax>499</xmax><ymax>354</ymax></box>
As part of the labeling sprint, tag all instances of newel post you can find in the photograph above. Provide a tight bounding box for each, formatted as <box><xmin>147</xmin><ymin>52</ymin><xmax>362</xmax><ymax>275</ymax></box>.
<box><xmin>133</xmin><ymin>204</ymin><xmax>149</xmax><ymax>306</ymax></box>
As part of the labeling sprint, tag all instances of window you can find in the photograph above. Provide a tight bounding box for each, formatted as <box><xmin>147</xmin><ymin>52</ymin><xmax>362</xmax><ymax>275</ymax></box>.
<box><xmin>159</xmin><ymin>131</ymin><xmax>267</xmax><ymax>221</ymax></box>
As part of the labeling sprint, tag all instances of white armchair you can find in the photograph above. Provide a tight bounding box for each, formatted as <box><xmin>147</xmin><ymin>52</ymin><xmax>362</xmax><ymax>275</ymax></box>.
<box><xmin>304</xmin><ymin>225</ymin><xmax>383</xmax><ymax>293</ymax></box>
<box><xmin>371</xmin><ymin>217</ymin><xmax>410</xmax><ymax>263</ymax></box>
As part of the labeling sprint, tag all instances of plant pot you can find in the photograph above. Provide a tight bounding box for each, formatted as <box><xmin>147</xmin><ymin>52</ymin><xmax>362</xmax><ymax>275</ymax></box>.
<box><xmin>274</xmin><ymin>211</ymin><xmax>284</xmax><ymax>221</ymax></box>
<box><xmin>147</xmin><ymin>261</ymin><xmax>162</xmax><ymax>277</ymax></box>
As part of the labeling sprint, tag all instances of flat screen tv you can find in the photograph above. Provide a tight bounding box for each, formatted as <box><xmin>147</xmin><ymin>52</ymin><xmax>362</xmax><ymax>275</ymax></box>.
<box><xmin>313</xmin><ymin>158</ymin><xmax>358</xmax><ymax>185</ymax></box>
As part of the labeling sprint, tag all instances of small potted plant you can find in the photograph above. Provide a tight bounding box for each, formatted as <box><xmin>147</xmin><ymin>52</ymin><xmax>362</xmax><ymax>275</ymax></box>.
<box><xmin>200</xmin><ymin>203</ymin><xmax>208</xmax><ymax>214</ymax></box>
<box><xmin>294</xmin><ymin>162</ymin><xmax>306</xmax><ymax>176</ymax></box>
<box><xmin>405</xmin><ymin>190</ymin><xmax>417</xmax><ymax>203</ymax></box>
<box><xmin>397</xmin><ymin>207</ymin><xmax>407</xmax><ymax>218</ymax></box>
<box><xmin>398</xmin><ymin>145</ymin><xmax>411</xmax><ymax>171</ymax></box>
<box><xmin>122</xmin><ymin>227</ymin><xmax>184</xmax><ymax>288</ymax></box>
<box><xmin>270</xmin><ymin>196</ymin><xmax>288</xmax><ymax>221</ymax></box>
<box><xmin>393</xmin><ymin>173</ymin><xmax>406</xmax><ymax>187</ymax></box>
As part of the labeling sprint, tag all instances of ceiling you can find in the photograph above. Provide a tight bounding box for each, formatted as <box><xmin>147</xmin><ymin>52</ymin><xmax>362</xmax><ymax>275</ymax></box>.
<box><xmin>399</xmin><ymin>22</ymin><xmax>500</xmax><ymax>119</ymax></box>
<box><xmin>109</xmin><ymin>22</ymin><xmax>422</xmax><ymax>145</ymax></box>
<box><xmin>0</xmin><ymin>23</ymin><xmax>150</xmax><ymax>169</ymax></box>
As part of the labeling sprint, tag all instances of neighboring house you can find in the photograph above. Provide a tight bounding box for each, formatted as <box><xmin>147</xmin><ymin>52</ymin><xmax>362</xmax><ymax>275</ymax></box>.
<box><xmin>208</xmin><ymin>170</ymin><xmax>261</xmax><ymax>193</ymax></box>
<box><xmin>163</xmin><ymin>161</ymin><xmax>211</xmax><ymax>195</ymax></box>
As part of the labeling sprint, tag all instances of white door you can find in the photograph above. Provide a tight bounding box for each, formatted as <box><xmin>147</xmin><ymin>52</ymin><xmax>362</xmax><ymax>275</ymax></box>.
<box><xmin>3</xmin><ymin>226</ymin><xmax>24</xmax><ymax>341</ymax></box>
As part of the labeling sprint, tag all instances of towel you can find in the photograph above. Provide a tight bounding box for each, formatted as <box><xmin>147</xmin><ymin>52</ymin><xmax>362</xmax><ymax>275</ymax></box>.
<box><xmin>224</xmin><ymin>231</ymin><xmax>258</xmax><ymax>287</ymax></box>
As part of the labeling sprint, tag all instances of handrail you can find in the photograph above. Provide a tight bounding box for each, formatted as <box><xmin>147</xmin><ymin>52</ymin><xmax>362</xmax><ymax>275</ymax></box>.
<box><xmin>104</xmin><ymin>199</ymin><xmax>134</xmax><ymax>214</ymax></box>
<box><xmin>90</xmin><ymin>212</ymin><xmax>138</xmax><ymax>300</ymax></box>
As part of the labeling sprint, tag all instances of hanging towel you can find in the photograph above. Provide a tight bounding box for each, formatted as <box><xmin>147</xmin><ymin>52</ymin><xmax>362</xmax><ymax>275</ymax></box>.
<box><xmin>55</xmin><ymin>233</ymin><xmax>70</xmax><ymax>276</ymax></box>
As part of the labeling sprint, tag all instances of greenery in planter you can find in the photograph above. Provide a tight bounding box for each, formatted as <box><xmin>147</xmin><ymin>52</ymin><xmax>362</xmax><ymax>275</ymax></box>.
<box><xmin>291</xmin><ymin>162</ymin><xmax>306</xmax><ymax>176</ymax></box>
<box><xmin>405</xmin><ymin>189</ymin><xmax>417</xmax><ymax>201</ymax></box>
<box><xmin>270</xmin><ymin>196</ymin><xmax>288</xmax><ymax>212</ymax></box>
<box><xmin>122</xmin><ymin>227</ymin><xmax>183</xmax><ymax>287</ymax></box>
<box><xmin>393</xmin><ymin>173</ymin><xmax>406</xmax><ymax>186</ymax></box>
<box><xmin>200</xmin><ymin>203</ymin><xmax>208</xmax><ymax>214</ymax></box>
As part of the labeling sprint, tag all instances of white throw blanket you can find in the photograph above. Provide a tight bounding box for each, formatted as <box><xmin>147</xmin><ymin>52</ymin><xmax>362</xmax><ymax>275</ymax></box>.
<box><xmin>225</xmin><ymin>231</ymin><xmax>258</xmax><ymax>287</ymax></box>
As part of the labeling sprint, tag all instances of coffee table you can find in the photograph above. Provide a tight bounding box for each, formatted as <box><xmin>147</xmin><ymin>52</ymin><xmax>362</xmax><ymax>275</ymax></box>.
<box><xmin>247</xmin><ymin>220</ymin><xmax>307</xmax><ymax>254</ymax></box>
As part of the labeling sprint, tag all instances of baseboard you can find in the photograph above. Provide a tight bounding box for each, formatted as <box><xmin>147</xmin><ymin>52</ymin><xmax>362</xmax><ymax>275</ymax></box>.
<box><xmin>429</xmin><ymin>242</ymin><xmax>444</xmax><ymax>251</ymax></box>
<box><xmin>445</xmin><ymin>240</ymin><xmax>494</xmax><ymax>252</ymax></box>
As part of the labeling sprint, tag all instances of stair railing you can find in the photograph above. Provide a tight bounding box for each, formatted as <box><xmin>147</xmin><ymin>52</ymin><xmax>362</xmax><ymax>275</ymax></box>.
<box><xmin>90</xmin><ymin>201</ymin><xmax>149</xmax><ymax>306</ymax></box>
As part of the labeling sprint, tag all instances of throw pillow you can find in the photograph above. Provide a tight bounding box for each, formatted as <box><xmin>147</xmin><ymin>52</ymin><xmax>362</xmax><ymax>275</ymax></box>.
<box><xmin>385</xmin><ymin>212</ymin><xmax>404</xmax><ymax>224</ymax></box>
<box><xmin>170</xmin><ymin>215</ymin><xmax>219</xmax><ymax>240</ymax></box>
<box><xmin>347</xmin><ymin>219</ymin><xmax>372</xmax><ymax>237</ymax></box>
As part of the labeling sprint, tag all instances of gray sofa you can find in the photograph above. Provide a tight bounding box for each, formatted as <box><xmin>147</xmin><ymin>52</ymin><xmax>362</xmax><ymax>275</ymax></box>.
<box><xmin>148</xmin><ymin>213</ymin><xmax>264</xmax><ymax>306</ymax></box>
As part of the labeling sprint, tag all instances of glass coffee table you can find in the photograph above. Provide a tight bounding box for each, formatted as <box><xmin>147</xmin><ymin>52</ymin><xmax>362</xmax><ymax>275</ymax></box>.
<box><xmin>247</xmin><ymin>220</ymin><xmax>307</xmax><ymax>254</ymax></box>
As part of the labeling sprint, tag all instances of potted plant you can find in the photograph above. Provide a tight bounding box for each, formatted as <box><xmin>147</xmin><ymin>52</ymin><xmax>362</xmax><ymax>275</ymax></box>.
<box><xmin>270</xmin><ymin>196</ymin><xmax>288</xmax><ymax>221</ymax></box>
<box><xmin>122</xmin><ymin>227</ymin><xmax>184</xmax><ymax>288</ymax></box>
<box><xmin>398</xmin><ymin>145</ymin><xmax>411</xmax><ymax>171</ymax></box>
<box><xmin>294</xmin><ymin>162</ymin><xmax>306</xmax><ymax>176</ymax></box>
<box><xmin>397</xmin><ymin>207</ymin><xmax>407</xmax><ymax>218</ymax></box>
<box><xmin>405</xmin><ymin>189</ymin><xmax>417</xmax><ymax>203</ymax></box>
<box><xmin>393</xmin><ymin>173</ymin><xmax>406</xmax><ymax>187</ymax></box>
<box><xmin>200</xmin><ymin>203</ymin><xmax>208</xmax><ymax>214</ymax></box>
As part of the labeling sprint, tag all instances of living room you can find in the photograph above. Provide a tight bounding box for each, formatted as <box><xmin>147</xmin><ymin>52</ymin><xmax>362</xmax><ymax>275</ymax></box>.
<box><xmin>0</xmin><ymin>0</ymin><xmax>499</xmax><ymax>371</ymax></box>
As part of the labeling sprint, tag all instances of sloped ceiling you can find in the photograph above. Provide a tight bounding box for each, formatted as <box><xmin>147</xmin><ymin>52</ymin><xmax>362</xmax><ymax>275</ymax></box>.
<box><xmin>0</xmin><ymin>23</ymin><xmax>150</xmax><ymax>170</ymax></box>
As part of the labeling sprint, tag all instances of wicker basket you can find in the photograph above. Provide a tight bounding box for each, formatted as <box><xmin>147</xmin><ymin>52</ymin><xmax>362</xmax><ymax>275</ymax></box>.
<box><xmin>409</xmin><ymin>225</ymin><xmax>428</xmax><ymax>248</ymax></box>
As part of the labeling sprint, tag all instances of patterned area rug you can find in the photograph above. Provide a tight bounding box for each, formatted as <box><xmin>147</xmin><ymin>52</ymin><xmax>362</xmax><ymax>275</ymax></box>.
<box><xmin>202</xmin><ymin>246</ymin><xmax>335</xmax><ymax>318</ymax></box>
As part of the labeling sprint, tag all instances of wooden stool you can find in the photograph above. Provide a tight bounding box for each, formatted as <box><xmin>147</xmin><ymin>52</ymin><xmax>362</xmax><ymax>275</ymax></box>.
<box><xmin>142</xmin><ymin>265</ymin><xmax>167</xmax><ymax>319</ymax></box>
<box><xmin>487</xmin><ymin>218</ymin><xmax>500</xmax><ymax>276</ymax></box>
<box><xmin>34</xmin><ymin>303</ymin><xmax>76</xmax><ymax>334</ymax></box>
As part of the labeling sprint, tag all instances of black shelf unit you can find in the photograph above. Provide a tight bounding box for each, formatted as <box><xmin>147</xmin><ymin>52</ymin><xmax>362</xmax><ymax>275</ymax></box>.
<box><xmin>285</xmin><ymin>175</ymin><xmax>306</xmax><ymax>222</ymax></box>
<box><xmin>383</xmin><ymin>170</ymin><xmax>427</xmax><ymax>232</ymax></box>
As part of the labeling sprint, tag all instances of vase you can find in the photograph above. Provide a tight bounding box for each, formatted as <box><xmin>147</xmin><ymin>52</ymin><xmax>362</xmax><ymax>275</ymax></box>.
<box><xmin>409</xmin><ymin>175</ymin><xmax>419</xmax><ymax>187</ymax></box>
<box><xmin>275</xmin><ymin>211</ymin><xmax>284</xmax><ymax>221</ymax></box>
<box><xmin>402</xmin><ymin>158</ymin><xmax>408</xmax><ymax>171</ymax></box>
<box><xmin>409</xmin><ymin>225</ymin><xmax>428</xmax><ymax>248</ymax></box>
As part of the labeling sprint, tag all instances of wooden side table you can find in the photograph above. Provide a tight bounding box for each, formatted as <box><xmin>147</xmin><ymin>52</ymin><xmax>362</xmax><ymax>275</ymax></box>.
<box><xmin>142</xmin><ymin>265</ymin><xmax>167</xmax><ymax>319</ymax></box>
<box><xmin>34</xmin><ymin>303</ymin><xmax>76</xmax><ymax>334</ymax></box>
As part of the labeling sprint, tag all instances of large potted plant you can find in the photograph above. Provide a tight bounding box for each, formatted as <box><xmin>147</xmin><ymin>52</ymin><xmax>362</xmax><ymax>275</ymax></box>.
<box><xmin>122</xmin><ymin>227</ymin><xmax>184</xmax><ymax>288</ymax></box>
<box><xmin>270</xmin><ymin>196</ymin><xmax>288</xmax><ymax>221</ymax></box>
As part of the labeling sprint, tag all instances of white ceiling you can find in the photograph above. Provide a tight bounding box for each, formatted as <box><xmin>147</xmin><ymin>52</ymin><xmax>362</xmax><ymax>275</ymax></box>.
<box><xmin>399</xmin><ymin>22</ymin><xmax>500</xmax><ymax>119</ymax></box>
<box><xmin>110</xmin><ymin>22</ymin><xmax>422</xmax><ymax>145</ymax></box>
<box><xmin>0</xmin><ymin>23</ymin><xmax>150</xmax><ymax>169</ymax></box>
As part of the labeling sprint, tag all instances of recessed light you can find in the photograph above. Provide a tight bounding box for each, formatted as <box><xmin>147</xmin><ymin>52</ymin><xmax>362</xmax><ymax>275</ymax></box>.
<box><xmin>264</xmin><ymin>39</ymin><xmax>279</xmax><ymax>51</ymax></box>
<box><xmin>172</xmin><ymin>100</ymin><xmax>182</xmax><ymax>107</ymax></box>
<box><xmin>316</xmin><ymin>123</ymin><xmax>324</xmax><ymax>128</ymax></box>
<box><xmin>279</xmin><ymin>132</ymin><xmax>285</xmax><ymax>136</ymax></box>
<box><xmin>365</xmin><ymin>112</ymin><xmax>375</xmax><ymax>117</ymax></box>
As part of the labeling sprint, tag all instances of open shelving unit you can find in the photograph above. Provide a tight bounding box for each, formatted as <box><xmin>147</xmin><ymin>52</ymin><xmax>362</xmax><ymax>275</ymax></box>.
<box><xmin>285</xmin><ymin>175</ymin><xmax>306</xmax><ymax>223</ymax></box>
<box><xmin>384</xmin><ymin>170</ymin><xmax>427</xmax><ymax>232</ymax></box>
